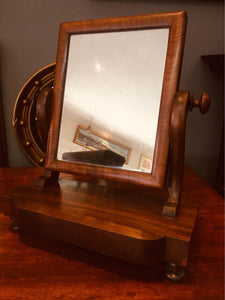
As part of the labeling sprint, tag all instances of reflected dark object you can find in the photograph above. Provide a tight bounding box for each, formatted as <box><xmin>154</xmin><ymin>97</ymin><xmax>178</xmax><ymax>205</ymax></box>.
<box><xmin>73</xmin><ymin>125</ymin><xmax>131</xmax><ymax>165</ymax></box>
<box><xmin>62</xmin><ymin>149</ymin><xmax>125</xmax><ymax>167</ymax></box>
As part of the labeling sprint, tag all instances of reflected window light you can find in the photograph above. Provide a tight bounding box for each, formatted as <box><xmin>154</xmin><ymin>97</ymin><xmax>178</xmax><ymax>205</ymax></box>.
<box><xmin>95</xmin><ymin>63</ymin><xmax>103</xmax><ymax>72</ymax></box>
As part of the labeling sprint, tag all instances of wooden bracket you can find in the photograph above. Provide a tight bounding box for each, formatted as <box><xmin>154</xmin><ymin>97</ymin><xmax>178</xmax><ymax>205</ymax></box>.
<box><xmin>162</xmin><ymin>91</ymin><xmax>190</xmax><ymax>217</ymax></box>
<box><xmin>34</xmin><ymin>169</ymin><xmax>59</xmax><ymax>190</ymax></box>
<box><xmin>163</xmin><ymin>91</ymin><xmax>210</xmax><ymax>218</ymax></box>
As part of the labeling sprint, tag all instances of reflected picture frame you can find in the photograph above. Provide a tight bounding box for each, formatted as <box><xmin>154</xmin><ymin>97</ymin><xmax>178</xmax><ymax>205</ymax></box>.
<box><xmin>74</xmin><ymin>125</ymin><xmax>131</xmax><ymax>164</ymax></box>
<box><xmin>139</xmin><ymin>154</ymin><xmax>152</xmax><ymax>172</ymax></box>
<box><xmin>45</xmin><ymin>12</ymin><xmax>187</xmax><ymax>189</ymax></box>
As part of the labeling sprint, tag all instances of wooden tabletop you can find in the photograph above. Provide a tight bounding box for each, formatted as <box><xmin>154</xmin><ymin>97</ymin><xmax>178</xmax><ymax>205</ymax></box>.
<box><xmin>0</xmin><ymin>167</ymin><xmax>224</xmax><ymax>300</ymax></box>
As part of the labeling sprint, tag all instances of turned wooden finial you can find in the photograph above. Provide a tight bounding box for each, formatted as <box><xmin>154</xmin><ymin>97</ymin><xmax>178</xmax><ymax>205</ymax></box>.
<box><xmin>189</xmin><ymin>92</ymin><xmax>211</xmax><ymax>114</ymax></box>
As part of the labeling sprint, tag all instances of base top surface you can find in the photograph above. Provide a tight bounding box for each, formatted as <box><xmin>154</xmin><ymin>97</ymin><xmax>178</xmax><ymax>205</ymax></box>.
<box><xmin>5</xmin><ymin>178</ymin><xmax>197</xmax><ymax>242</ymax></box>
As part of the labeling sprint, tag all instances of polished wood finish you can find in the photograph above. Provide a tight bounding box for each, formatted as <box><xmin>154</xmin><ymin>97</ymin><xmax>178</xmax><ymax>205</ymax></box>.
<box><xmin>163</xmin><ymin>91</ymin><xmax>190</xmax><ymax>217</ymax></box>
<box><xmin>189</xmin><ymin>92</ymin><xmax>211</xmax><ymax>114</ymax></box>
<box><xmin>9</xmin><ymin>88</ymin><xmax>211</xmax><ymax>272</ymax></box>
<box><xmin>34</xmin><ymin>169</ymin><xmax>59</xmax><ymax>190</ymax></box>
<box><xmin>3</xmin><ymin>175</ymin><xmax>197</xmax><ymax>269</ymax></box>
<box><xmin>0</xmin><ymin>167</ymin><xmax>223</xmax><ymax>299</ymax></box>
<box><xmin>46</xmin><ymin>11</ymin><xmax>187</xmax><ymax>189</ymax></box>
<box><xmin>0</xmin><ymin>168</ymin><xmax>43</xmax><ymax>211</ymax></box>
<box><xmin>163</xmin><ymin>91</ymin><xmax>210</xmax><ymax>217</ymax></box>
<box><xmin>8</xmin><ymin>92</ymin><xmax>206</xmax><ymax>270</ymax></box>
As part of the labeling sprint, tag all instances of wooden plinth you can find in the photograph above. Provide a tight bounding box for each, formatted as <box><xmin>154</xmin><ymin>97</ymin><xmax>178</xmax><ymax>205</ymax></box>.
<box><xmin>3</xmin><ymin>178</ymin><xmax>197</xmax><ymax>268</ymax></box>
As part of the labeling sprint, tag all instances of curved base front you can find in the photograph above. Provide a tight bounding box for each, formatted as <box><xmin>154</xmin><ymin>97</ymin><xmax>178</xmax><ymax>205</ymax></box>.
<box><xmin>3</xmin><ymin>178</ymin><xmax>197</xmax><ymax>269</ymax></box>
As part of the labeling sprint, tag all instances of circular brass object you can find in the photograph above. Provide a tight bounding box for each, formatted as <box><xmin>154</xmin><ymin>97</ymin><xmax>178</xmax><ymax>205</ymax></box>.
<box><xmin>12</xmin><ymin>63</ymin><xmax>55</xmax><ymax>166</ymax></box>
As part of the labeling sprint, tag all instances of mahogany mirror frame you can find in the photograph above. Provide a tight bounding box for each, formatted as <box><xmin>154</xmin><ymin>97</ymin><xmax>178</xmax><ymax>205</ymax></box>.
<box><xmin>45</xmin><ymin>11</ymin><xmax>187</xmax><ymax>190</ymax></box>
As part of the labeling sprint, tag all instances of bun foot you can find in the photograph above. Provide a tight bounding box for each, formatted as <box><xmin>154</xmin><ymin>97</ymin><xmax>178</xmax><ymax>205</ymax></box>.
<box><xmin>165</xmin><ymin>263</ymin><xmax>186</xmax><ymax>282</ymax></box>
<box><xmin>10</xmin><ymin>218</ymin><xmax>21</xmax><ymax>233</ymax></box>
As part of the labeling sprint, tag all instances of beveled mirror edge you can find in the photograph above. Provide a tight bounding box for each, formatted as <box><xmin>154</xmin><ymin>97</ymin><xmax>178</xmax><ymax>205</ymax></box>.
<box><xmin>45</xmin><ymin>11</ymin><xmax>187</xmax><ymax>189</ymax></box>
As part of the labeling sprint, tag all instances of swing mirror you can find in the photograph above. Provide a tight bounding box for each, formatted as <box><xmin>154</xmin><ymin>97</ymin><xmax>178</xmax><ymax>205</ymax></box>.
<box><xmin>46</xmin><ymin>11</ymin><xmax>187</xmax><ymax>189</ymax></box>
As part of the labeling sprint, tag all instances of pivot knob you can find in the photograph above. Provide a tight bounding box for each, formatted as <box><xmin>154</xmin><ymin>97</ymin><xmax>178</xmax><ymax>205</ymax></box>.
<box><xmin>189</xmin><ymin>92</ymin><xmax>210</xmax><ymax>114</ymax></box>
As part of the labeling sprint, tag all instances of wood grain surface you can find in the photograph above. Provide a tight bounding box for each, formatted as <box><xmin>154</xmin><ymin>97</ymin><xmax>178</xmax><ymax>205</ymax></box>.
<box><xmin>0</xmin><ymin>166</ymin><xmax>224</xmax><ymax>299</ymax></box>
<box><xmin>2</xmin><ymin>176</ymin><xmax>197</xmax><ymax>268</ymax></box>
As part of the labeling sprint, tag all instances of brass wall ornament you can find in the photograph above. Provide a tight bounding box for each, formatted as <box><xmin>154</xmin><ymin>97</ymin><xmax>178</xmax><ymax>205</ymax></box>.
<box><xmin>12</xmin><ymin>63</ymin><xmax>55</xmax><ymax>166</ymax></box>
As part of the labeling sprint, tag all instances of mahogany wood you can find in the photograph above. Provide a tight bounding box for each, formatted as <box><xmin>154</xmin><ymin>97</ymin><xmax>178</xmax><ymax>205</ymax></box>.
<box><xmin>162</xmin><ymin>91</ymin><xmax>210</xmax><ymax>217</ymax></box>
<box><xmin>189</xmin><ymin>92</ymin><xmax>211</xmax><ymax>114</ymax></box>
<box><xmin>46</xmin><ymin>11</ymin><xmax>187</xmax><ymax>189</ymax></box>
<box><xmin>0</xmin><ymin>167</ymin><xmax>43</xmax><ymax>212</ymax></box>
<box><xmin>3</xmin><ymin>176</ymin><xmax>197</xmax><ymax>269</ymax></box>
<box><xmin>33</xmin><ymin>169</ymin><xmax>59</xmax><ymax>190</ymax></box>
<box><xmin>162</xmin><ymin>91</ymin><xmax>190</xmax><ymax>217</ymax></box>
<box><xmin>14</xmin><ymin>91</ymin><xmax>201</xmax><ymax>269</ymax></box>
<box><xmin>0</xmin><ymin>167</ymin><xmax>223</xmax><ymax>299</ymax></box>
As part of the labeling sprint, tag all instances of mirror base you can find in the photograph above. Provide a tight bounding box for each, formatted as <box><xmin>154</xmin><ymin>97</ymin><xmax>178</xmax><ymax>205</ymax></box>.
<box><xmin>34</xmin><ymin>169</ymin><xmax>59</xmax><ymax>189</ymax></box>
<box><xmin>3</xmin><ymin>178</ymin><xmax>197</xmax><ymax>273</ymax></box>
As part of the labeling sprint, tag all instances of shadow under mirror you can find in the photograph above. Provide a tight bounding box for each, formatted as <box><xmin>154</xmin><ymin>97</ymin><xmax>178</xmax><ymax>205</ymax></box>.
<box><xmin>57</xmin><ymin>28</ymin><xmax>169</xmax><ymax>173</ymax></box>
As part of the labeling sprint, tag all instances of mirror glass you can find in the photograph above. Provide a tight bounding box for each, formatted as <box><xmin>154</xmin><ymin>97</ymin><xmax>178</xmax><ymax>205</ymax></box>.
<box><xmin>57</xmin><ymin>28</ymin><xmax>169</xmax><ymax>173</ymax></box>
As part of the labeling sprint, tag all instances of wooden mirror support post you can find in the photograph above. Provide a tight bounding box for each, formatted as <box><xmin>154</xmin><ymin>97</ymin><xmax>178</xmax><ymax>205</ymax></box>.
<box><xmin>2</xmin><ymin>12</ymin><xmax>211</xmax><ymax>282</ymax></box>
<box><xmin>163</xmin><ymin>91</ymin><xmax>210</xmax><ymax>218</ymax></box>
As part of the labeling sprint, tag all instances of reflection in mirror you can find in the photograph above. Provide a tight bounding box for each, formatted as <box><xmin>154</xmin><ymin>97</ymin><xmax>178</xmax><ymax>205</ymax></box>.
<box><xmin>57</xmin><ymin>28</ymin><xmax>169</xmax><ymax>173</ymax></box>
